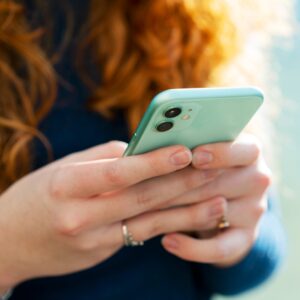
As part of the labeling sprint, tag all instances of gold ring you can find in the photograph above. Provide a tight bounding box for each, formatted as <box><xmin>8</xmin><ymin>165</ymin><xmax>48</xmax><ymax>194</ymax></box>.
<box><xmin>122</xmin><ymin>222</ymin><xmax>144</xmax><ymax>247</ymax></box>
<box><xmin>218</xmin><ymin>216</ymin><xmax>230</xmax><ymax>230</ymax></box>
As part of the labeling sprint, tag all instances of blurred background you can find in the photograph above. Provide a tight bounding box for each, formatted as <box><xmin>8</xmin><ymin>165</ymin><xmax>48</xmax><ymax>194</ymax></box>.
<box><xmin>216</xmin><ymin>1</ymin><xmax>300</xmax><ymax>300</ymax></box>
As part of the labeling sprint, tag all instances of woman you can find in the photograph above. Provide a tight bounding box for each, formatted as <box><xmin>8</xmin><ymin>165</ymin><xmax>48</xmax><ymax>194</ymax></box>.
<box><xmin>0</xmin><ymin>0</ymin><xmax>290</xmax><ymax>299</ymax></box>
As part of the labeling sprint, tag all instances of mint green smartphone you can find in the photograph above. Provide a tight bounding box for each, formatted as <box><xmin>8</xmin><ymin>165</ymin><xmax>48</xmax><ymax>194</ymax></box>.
<box><xmin>124</xmin><ymin>87</ymin><xmax>263</xmax><ymax>156</ymax></box>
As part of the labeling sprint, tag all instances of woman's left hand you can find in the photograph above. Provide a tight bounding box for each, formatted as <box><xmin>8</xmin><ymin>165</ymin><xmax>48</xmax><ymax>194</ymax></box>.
<box><xmin>160</xmin><ymin>134</ymin><xmax>272</xmax><ymax>267</ymax></box>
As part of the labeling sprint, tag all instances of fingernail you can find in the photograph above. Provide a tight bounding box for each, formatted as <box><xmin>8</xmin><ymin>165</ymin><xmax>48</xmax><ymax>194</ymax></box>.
<box><xmin>193</xmin><ymin>151</ymin><xmax>213</xmax><ymax>166</ymax></box>
<box><xmin>170</xmin><ymin>149</ymin><xmax>192</xmax><ymax>166</ymax></box>
<box><xmin>163</xmin><ymin>236</ymin><xmax>179</xmax><ymax>250</ymax></box>
<box><xmin>210</xmin><ymin>200</ymin><xmax>225</xmax><ymax>218</ymax></box>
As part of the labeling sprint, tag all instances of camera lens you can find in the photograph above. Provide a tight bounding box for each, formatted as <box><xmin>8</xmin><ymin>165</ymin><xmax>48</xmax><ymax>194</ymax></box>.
<box><xmin>164</xmin><ymin>107</ymin><xmax>182</xmax><ymax>118</ymax></box>
<box><xmin>156</xmin><ymin>122</ymin><xmax>173</xmax><ymax>132</ymax></box>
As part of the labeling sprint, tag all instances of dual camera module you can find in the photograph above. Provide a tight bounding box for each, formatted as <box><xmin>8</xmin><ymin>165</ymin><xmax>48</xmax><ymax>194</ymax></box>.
<box><xmin>156</xmin><ymin>107</ymin><xmax>182</xmax><ymax>132</ymax></box>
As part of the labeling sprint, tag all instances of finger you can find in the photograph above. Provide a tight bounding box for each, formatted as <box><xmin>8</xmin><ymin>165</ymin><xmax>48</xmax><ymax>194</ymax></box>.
<box><xmin>226</xmin><ymin>195</ymin><xmax>268</xmax><ymax>228</ymax></box>
<box><xmin>50</xmin><ymin>145</ymin><xmax>192</xmax><ymax>198</ymax></box>
<box><xmin>192</xmin><ymin>134</ymin><xmax>261</xmax><ymax>169</ymax></box>
<box><xmin>112</xmin><ymin>168</ymin><xmax>221</xmax><ymax>220</ymax></box>
<box><xmin>66</xmin><ymin>223</ymin><xmax>123</xmax><ymax>259</ymax></box>
<box><xmin>164</xmin><ymin>163</ymin><xmax>271</xmax><ymax>209</ymax></box>
<box><xmin>57</xmin><ymin>198</ymin><xmax>225</xmax><ymax>250</ymax></box>
<box><xmin>84</xmin><ymin>167</ymin><xmax>220</xmax><ymax>224</ymax></box>
<box><xmin>51</xmin><ymin>141</ymin><xmax>128</xmax><ymax>168</ymax></box>
<box><xmin>162</xmin><ymin>229</ymin><xmax>253</xmax><ymax>264</ymax></box>
<box><xmin>124</xmin><ymin>197</ymin><xmax>227</xmax><ymax>242</ymax></box>
<box><xmin>64</xmin><ymin>141</ymin><xmax>128</xmax><ymax>163</ymax></box>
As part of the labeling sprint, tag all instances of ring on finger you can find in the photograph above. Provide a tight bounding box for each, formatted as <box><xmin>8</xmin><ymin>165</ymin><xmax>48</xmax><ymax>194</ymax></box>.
<box><xmin>218</xmin><ymin>215</ymin><xmax>230</xmax><ymax>230</ymax></box>
<box><xmin>122</xmin><ymin>221</ymin><xmax>144</xmax><ymax>247</ymax></box>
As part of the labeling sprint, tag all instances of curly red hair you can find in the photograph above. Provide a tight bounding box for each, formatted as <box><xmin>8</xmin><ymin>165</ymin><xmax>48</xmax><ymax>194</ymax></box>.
<box><xmin>0</xmin><ymin>0</ymin><xmax>292</xmax><ymax>192</ymax></box>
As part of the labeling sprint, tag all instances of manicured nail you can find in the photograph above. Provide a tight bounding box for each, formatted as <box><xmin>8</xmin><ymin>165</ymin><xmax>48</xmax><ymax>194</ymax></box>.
<box><xmin>193</xmin><ymin>151</ymin><xmax>213</xmax><ymax>166</ymax></box>
<box><xmin>170</xmin><ymin>149</ymin><xmax>192</xmax><ymax>166</ymax></box>
<box><xmin>163</xmin><ymin>236</ymin><xmax>179</xmax><ymax>250</ymax></box>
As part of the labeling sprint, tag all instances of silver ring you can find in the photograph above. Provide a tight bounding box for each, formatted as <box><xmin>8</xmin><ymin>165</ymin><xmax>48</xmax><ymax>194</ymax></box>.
<box><xmin>122</xmin><ymin>222</ymin><xmax>144</xmax><ymax>247</ymax></box>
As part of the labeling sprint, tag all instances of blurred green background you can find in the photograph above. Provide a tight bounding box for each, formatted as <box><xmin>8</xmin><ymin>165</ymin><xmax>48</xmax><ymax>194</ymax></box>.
<box><xmin>215</xmin><ymin>2</ymin><xmax>300</xmax><ymax>300</ymax></box>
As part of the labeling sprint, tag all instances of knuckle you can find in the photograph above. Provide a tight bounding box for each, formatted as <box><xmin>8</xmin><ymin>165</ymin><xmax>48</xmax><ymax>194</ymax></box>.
<box><xmin>54</xmin><ymin>210</ymin><xmax>87</xmax><ymax>237</ymax></box>
<box><xmin>103</xmin><ymin>162</ymin><xmax>125</xmax><ymax>186</ymax></box>
<box><xmin>252</xmin><ymin>202</ymin><xmax>267</xmax><ymax>220</ymax></box>
<box><xmin>254</xmin><ymin>168</ymin><xmax>272</xmax><ymax>190</ymax></box>
<box><xmin>135</xmin><ymin>188</ymin><xmax>152</xmax><ymax>206</ymax></box>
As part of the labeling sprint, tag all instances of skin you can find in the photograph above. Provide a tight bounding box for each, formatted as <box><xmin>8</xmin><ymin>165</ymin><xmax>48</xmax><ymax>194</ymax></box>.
<box><xmin>161</xmin><ymin>134</ymin><xmax>271</xmax><ymax>266</ymax></box>
<box><xmin>0</xmin><ymin>135</ymin><xmax>271</xmax><ymax>294</ymax></box>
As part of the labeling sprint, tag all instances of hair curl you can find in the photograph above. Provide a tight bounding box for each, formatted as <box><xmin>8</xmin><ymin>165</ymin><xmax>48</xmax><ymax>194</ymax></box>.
<box><xmin>0</xmin><ymin>0</ymin><xmax>293</xmax><ymax>192</ymax></box>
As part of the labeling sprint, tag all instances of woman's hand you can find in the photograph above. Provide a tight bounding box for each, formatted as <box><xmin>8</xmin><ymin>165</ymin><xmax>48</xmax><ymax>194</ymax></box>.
<box><xmin>0</xmin><ymin>134</ymin><xmax>270</xmax><ymax>292</ymax></box>
<box><xmin>0</xmin><ymin>141</ymin><xmax>223</xmax><ymax>291</ymax></box>
<box><xmin>160</xmin><ymin>134</ymin><xmax>271</xmax><ymax>267</ymax></box>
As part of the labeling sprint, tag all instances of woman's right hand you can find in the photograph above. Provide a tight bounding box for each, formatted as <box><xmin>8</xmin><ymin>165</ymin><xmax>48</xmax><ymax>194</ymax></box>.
<box><xmin>0</xmin><ymin>141</ymin><xmax>223</xmax><ymax>291</ymax></box>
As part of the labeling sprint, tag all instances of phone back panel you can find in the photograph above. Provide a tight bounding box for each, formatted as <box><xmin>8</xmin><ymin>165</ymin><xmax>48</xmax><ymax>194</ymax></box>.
<box><xmin>124</xmin><ymin>87</ymin><xmax>263</xmax><ymax>156</ymax></box>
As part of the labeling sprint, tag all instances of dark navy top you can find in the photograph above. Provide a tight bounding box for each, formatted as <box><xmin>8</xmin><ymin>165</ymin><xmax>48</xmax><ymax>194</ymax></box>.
<box><xmin>10</xmin><ymin>1</ymin><xmax>286</xmax><ymax>299</ymax></box>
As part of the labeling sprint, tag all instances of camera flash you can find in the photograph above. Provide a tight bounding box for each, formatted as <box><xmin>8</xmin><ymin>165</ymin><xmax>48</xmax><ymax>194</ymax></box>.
<box><xmin>182</xmin><ymin>114</ymin><xmax>190</xmax><ymax>120</ymax></box>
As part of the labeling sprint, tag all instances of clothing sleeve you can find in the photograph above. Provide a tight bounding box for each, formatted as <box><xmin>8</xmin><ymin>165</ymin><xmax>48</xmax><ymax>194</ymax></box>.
<box><xmin>192</xmin><ymin>193</ymin><xmax>286</xmax><ymax>296</ymax></box>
